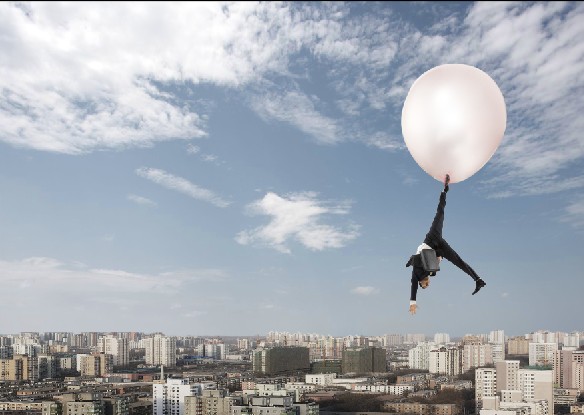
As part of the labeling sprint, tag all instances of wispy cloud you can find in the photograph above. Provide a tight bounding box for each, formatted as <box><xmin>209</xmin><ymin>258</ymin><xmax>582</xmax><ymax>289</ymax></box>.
<box><xmin>159</xmin><ymin>269</ymin><xmax>229</xmax><ymax>282</ymax></box>
<box><xmin>136</xmin><ymin>167</ymin><xmax>230</xmax><ymax>208</ymax></box>
<box><xmin>0</xmin><ymin>257</ymin><xmax>225</xmax><ymax>296</ymax></box>
<box><xmin>0</xmin><ymin>256</ymin><xmax>232</xmax><ymax>325</ymax></box>
<box><xmin>457</xmin><ymin>2</ymin><xmax>584</xmax><ymax>196</ymax></box>
<box><xmin>236</xmin><ymin>191</ymin><xmax>360</xmax><ymax>253</ymax></box>
<box><xmin>251</xmin><ymin>91</ymin><xmax>340</xmax><ymax>145</ymax></box>
<box><xmin>559</xmin><ymin>196</ymin><xmax>584</xmax><ymax>228</ymax></box>
<box><xmin>127</xmin><ymin>194</ymin><xmax>157</xmax><ymax>207</ymax></box>
<box><xmin>187</xmin><ymin>144</ymin><xmax>201</xmax><ymax>155</ymax></box>
<box><xmin>351</xmin><ymin>286</ymin><xmax>379</xmax><ymax>296</ymax></box>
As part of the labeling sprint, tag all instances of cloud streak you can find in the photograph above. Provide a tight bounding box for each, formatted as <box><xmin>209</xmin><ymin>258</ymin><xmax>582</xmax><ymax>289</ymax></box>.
<box><xmin>236</xmin><ymin>192</ymin><xmax>359</xmax><ymax>253</ymax></box>
<box><xmin>560</xmin><ymin>196</ymin><xmax>584</xmax><ymax>228</ymax></box>
<box><xmin>136</xmin><ymin>167</ymin><xmax>230</xmax><ymax>208</ymax></box>
<box><xmin>351</xmin><ymin>286</ymin><xmax>379</xmax><ymax>296</ymax></box>
<box><xmin>252</xmin><ymin>91</ymin><xmax>340</xmax><ymax>145</ymax></box>
<box><xmin>0</xmin><ymin>257</ymin><xmax>228</xmax><ymax>297</ymax></box>
<box><xmin>127</xmin><ymin>194</ymin><xmax>157</xmax><ymax>207</ymax></box>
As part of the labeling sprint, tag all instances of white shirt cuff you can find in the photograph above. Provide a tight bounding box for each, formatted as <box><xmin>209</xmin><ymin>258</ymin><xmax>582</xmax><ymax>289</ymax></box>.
<box><xmin>410</xmin><ymin>301</ymin><xmax>416</xmax><ymax>306</ymax></box>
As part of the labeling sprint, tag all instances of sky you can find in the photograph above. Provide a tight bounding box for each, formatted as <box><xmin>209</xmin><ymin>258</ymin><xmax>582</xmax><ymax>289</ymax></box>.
<box><xmin>0</xmin><ymin>1</ymin><xmax>583</xmax><ymax>339</ymax></box>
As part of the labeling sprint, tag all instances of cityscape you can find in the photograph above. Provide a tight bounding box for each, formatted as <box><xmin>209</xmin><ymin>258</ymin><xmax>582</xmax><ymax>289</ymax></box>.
<box><xmin>2</xmin><ymin>2</ymin><xmax>584</xmax><ymax>415</ymax></box>
<box><xmin>0</xmin><ymin>329</ymin><xmax>583</xmax><ymax>415</ymax></box>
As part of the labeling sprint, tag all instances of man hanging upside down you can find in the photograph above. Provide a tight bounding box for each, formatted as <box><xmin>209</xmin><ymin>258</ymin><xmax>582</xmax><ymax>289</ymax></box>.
<box><xmin>406</xmin><ymin>175</ymin><xmax>486</xmax><ymax>315</ymax></box>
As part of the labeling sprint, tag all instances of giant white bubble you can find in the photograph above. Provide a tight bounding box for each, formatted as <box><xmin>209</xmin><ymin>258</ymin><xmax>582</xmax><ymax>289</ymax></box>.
<box><xmin>401</xmin><ymin>64</ymin><xmax>506</xmax><ymax>184</ymax></box>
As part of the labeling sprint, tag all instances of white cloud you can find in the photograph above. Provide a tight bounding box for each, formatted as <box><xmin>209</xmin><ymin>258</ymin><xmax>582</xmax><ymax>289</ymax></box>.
<box><xmin>236</xmin><ymin>191</ymin><xmax>359</xmax><ymax>253</ymax></box>
<box><xmin>251</xmin><ymin>91</ymin><xmax>340</xmax><ymax>144</ymax></box>
<box><xmin>136</xmin><ymin>167</ymin><xmax>230</xmax><ymax>208</ymax></box>
<box><xmin>0</xmin><ymin>257</ymin><xmax>225</xmax><ymax>296</ymax></box>
<box><xmin>0</xmin><ymin>257</ymin><xmax>231</xmax><ymax>322</ymax></box>
<box><xmin>560</xmin><ymin>197</ymin><xmax>584</xmax><ymax>228</ymax></box>
<box><xmin>1</xmin><ymin>1</ymin><xmax>582</xmax><ymax>200</ymax></box>
<box><xmin>351</xmin><ymin>286</ymin><xmax>379</xmax><ymax>296</ymax></box>
<box><xmin>128</xmin><ymin>194</ymin><xmax>157</xmax><ymax>207</ymax></box>
<box><xmin>202</xmin><ymin>154</ymin><xmax>218</xmax><ymax>163</ymax></box>
<box><xmin>186</xmin><ymin>144</ymin><xmax>201</xmax><ymax>155</ymax></box>
<box><xmin>0</xmin><ymin>2</ymin><xmax>300</xmax><ymax>154</ymax></box>
<box><xmin>458</xmin><ymin>2</ymin><xmax>584</xmax><ymax>196</ymax></box>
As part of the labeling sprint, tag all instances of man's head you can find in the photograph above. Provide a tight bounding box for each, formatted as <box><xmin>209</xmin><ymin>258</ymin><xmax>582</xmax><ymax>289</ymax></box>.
<box><xmin>419</xmin><ymin>276</ymin><xmax>430</xmax><ymax>289</ymax></box>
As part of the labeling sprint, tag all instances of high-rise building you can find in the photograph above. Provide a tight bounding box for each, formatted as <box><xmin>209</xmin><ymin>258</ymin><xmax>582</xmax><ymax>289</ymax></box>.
<box><xmin>12</xmin><ymin>343</ymin><xmax>41</xmax><ymax>357</ymax></box>
<box><xmin>237</xmin><ymin>338</ymin><xmax>250</xmax><ymax>350</ymax></box>
<box><xmin>342</xmin><ymin>347</ymin><xmax>386</xmax><ymax>374</ymax></box>
<box><xmin>253</xmin><ymin>347</ymin><xmax>310</xmax><ymax>376</ymax></box>
<box><xmin>0</xmin><ymin>346</ymin><xmax>12</xmax><ymax>359</ymax></box>
<box><xmin>475</xmin><ymin>360</ymin><xmax>553</xmax><ymax>414</ymax></box>
<box><xmin>384</xmin><ymin>334</ymin><xmax>403</xmax><ymax>346</ymax></box>
<box><xmin>408</xmin><ymin>342</ymin><xmax>436</xmax><ymax>370</ymax></box>
<box><xmin>554</xmin><ymin>349</ymin><xmax>584</xmax><ymax>391</ymax></box>
<box><xmin>429</xmin><ymin>346</ymin><xmax>462</xmax><ymax>376</ymax></box>
<box><xmin>463</xmin><ymin>342</ymin><xmax>493</xmax><ymax>371</ymax></box>
<box><xmin>529</xmin><ymin>343</ymin><xmax>557</xmax><ymax>366</ymax></box>
<box><xmin>99</xmin><ymin>335</ymin><xmax>129</xmax><ymax>367</ymax></box>
<box><xmin>519</xmin><ymin>368</ymin><xmax>553</xmax><ymax>411</ymax></box>
<box><xmin>37</xmin><ymin>354</ymin><xmax>57</xmax><ymax>380</ymax></box>
<box><xmin>0</xmin><ymin>355</ymin><xmax>38</xmax><ymax>381</ymax></box>
<box><xmin>79</xmin><ymin>353</ymin><xmax>112</xmax><ymax>377</ymax></box>
<box><xmin>404</xmin><ymin>334</ymin><xmax>426</xmax><ymax>344</ymax></box>
<box><xmin>507</xmin><ymin>336</ymin><xmax>530</xmax><ymax>355</ymax></box>
<box><xmin>204</xmin><ymin>343</ymin><xmax>226</xmax><ymax>360</ymax></box>
<box><xmin>153</xmin><ymin>378</ymin><xmax>202</xmax><ymax>415</ymax></box>
<box><xmin>530</xmin><ymin>331</ymin><xmax>558</xmax><ymax>344</ymax></box>
<box><xmin>489</xmin><ymin>330</ymin><xmax>505</xmax><ymax>344</ymax></box>
<box><xmin>433</xmin><ymin>333</ymin><xmax>451</xmax><ymax>344</ymax></box>
<box><xmin>145</xmin><ymin>335</ymin><xmax>176</xmax><ymax>367</ymax></box>
<box><xmin>495</xmin><ymin>360</ymin><xmax>520</xmax><ymax>392</ymax></box>
<box><xmin>490</xmin><ymin>343</ymin><xmax>505</xmax><ymax>364</ymax></box>
<box><xmin>475</xmin><ymin>367</ymin><xmax>497</xmax><ymax>412</ymax></box>
<box><xmin>562</xmin><ymin>332</ymin><xmax>580</xmax><ymax>348</ymax></box>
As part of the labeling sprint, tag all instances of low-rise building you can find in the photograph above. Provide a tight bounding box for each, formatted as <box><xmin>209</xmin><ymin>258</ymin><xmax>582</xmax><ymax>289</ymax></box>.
<box><xmin>383</xmin><ymin>402</ymin><xmax>461</xmax><ymax>415</ymax></box>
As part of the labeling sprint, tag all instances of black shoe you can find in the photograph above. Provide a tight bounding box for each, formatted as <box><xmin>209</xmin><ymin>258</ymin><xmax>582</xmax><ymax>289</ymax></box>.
<box><xmin>472</xmin><ymin>278</ymin><xmax>486</xmax><ymax>295</ymax></box>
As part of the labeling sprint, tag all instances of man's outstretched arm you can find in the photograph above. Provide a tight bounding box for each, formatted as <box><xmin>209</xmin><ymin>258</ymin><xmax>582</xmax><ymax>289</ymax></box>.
<box><xmin>410</xmin><ymin>275</ymin><xmax>418</xmax><ymax>314</ymax></box>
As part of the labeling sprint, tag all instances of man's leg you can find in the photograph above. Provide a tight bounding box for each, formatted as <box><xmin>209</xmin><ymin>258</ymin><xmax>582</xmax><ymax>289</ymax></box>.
<box><xmin>425</xmin><ymin>190</ymin><xmax>447</xmax><ymax>243</ymax></box>
<box><xmin>439</xmin><ymin>239</ymin><xmax>486</xmax><ymax>294</ymax></box>
<box><xmin>439</xmin><ymin>239</ymin><xmax>480</xmax><ymax>280</ymax></box>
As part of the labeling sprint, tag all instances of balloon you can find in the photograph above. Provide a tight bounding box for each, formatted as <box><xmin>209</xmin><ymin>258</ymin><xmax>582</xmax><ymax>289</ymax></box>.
<box><xmin>401</xmin><ymin>64</ymin><xmax>506</xmax><ymax>184</ymax></box>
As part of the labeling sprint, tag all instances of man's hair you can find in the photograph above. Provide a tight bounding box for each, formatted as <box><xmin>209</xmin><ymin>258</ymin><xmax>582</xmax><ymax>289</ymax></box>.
<box><xmin>419</xmin><ymin>276</ymin><xmax>430</xmax><ymax>288</ymax></box>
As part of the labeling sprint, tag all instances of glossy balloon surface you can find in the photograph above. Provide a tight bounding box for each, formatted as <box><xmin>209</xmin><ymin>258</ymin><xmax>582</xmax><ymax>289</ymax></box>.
<box><xmin>401</xmin><ymin>64</ymin><xmax>506</xmax><ymax>183</ymax></box>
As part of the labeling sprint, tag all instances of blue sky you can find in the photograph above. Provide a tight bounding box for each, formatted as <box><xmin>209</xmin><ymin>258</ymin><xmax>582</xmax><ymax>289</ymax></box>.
<box><xmin>0</xmin><ymin>1</ymin><xmax>583</xmax><ymax>338</ymax></box>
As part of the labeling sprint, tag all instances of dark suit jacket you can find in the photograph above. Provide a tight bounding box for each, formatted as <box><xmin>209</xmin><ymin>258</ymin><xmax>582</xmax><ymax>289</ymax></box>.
<box><xmin>406</xmin><ymin>254</ymin><xmax>436</xmax><ymax>301</ymax></box>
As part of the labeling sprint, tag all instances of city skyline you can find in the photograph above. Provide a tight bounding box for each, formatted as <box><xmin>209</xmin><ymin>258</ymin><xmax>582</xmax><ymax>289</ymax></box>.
<box><xmin>1</xmin><ymin>2</ymin><xmax>583</xmax><ymax>336</ymax></box>
<box><xmin>1</xmin><ymin>329</ymin><xmax>582</xmax><ymax>341</ymax></box>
